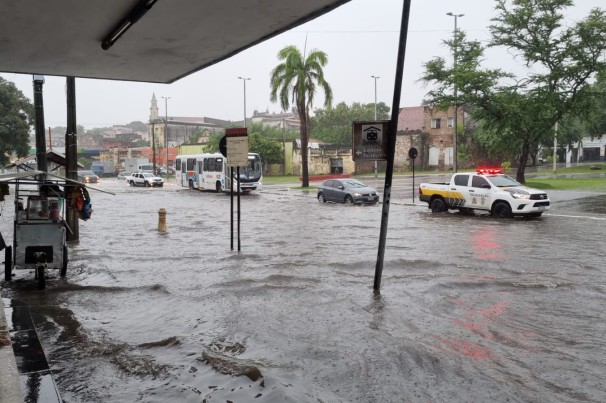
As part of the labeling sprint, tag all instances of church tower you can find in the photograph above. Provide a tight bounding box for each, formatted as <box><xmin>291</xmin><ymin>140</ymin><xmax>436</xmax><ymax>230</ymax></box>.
<box><xmin>149</xmin><ymin>93</ymin><xmax>159</xmax><ymax>120</ymax></box>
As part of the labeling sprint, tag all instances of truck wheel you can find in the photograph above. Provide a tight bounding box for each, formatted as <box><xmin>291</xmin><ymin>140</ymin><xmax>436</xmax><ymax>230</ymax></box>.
<box><xmin>216</xmin><ymin>182</ymin><xmax>222</xmax><ymax>193</ymax></box>
<box><xmin>4</xmin><ymin>245</ymin><xmax>12</xmax><ymax>282</ymax></box>
<box><xmin>492</xmin><ymin>202</ymin><xmax>512</xmax><ymax>218</ymax></box>
<box><xmin>430</xmin><ymin>198</ymin><xmax>447</xmax><ymax>213</ymax></box>
<box><xmin>189</xmin><ymin>180</ymin><xmax>194</xmax><ymax>190</ymax></box>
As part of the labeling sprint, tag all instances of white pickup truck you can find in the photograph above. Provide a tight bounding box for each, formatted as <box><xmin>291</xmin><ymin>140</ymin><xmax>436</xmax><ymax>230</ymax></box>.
<box><xmin>127</xmin><ymin>172</ymin><xmax>164</xmax><ymax>187</ymax></box>
<box><xmin>418</xmin><ymin>169</ymin><xmax>550</xmax><ymax>218</ymax></box>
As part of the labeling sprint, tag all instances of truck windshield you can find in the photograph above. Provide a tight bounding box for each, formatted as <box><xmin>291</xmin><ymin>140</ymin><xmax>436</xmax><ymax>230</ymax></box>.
<box><xmin>486</xmin><ymin>174</ymin><xmax>522</xmax><ymax>187</ymax></box>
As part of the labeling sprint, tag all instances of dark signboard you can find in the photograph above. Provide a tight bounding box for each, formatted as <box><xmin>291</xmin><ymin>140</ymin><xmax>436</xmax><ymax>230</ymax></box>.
<box><xmin>352</xmin><ymin>120</ymin><xmax>389</xmax><ymax>161</ymax></box>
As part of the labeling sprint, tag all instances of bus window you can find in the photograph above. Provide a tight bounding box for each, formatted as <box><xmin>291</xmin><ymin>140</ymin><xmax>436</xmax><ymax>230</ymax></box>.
<box><xmin>214</xmin><ymin>158</ymin><xmax>223</xmax><ymax>171</ymax></box>
<box><xmin>175</xmin><ymin>159</ymin><xmax>181</xmax><ymax>171</ymax></box>
<box><xmin>186</xmin><ymin>158</ymin><xmax>195</xmax><ymax>171</ymax></box>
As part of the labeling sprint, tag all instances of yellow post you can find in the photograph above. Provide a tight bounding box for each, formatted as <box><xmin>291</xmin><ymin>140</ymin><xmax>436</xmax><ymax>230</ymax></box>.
<box><xmin>158</xmin><ymin>208</ymin><xmax>167</xmax><ymax>232</ymax></box>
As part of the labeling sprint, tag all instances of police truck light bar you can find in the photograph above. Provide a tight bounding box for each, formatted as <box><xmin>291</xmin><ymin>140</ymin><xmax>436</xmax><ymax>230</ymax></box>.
<box><xmin>477</xmin><ymin>168</ymin><xmax>502</xmax><ymax>174</ymax></box>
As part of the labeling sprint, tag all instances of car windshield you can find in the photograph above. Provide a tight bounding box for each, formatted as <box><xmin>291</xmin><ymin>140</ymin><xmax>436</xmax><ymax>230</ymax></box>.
<box><xmin>485</xmin><ymin>174</ymin><xmax>521</xmax><ymax>187</ymax></box>
<box><xmin>142</xmin><ymin>173</ymin><xmax>156</xmax><ymax>178</ymax></box>
<box><xmin>342</xmin><ymin>180</ymin><xmax>367</xmax><ymax>189</ymax></box>
<box><xmin>80</xmin><ymin>170</ymin><xmax>96</xmax><ymax>176</ymax></box>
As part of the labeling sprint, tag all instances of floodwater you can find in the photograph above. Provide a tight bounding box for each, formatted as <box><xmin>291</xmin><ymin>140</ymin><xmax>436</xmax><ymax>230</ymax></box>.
<box><xmin>1</xmin><ymin>178</ymin><xmax>605</xmax><ymax>402</ymax></box>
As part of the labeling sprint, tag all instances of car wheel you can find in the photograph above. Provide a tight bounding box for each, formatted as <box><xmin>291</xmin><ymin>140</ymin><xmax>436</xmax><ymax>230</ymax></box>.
<box><xmin>430</xmin><ymin>198</ymin><xmax>447</xmax><ymax>213</ymax></box>
<box><xmin>129</xmin><ymin>180</ymin><xmax>134</xmax><ymax>186</ymax></box>
<box><xmin>492</xmin><ymin>202</ymin><xmax>512</xmax><ymax>218</ymax></box>
<box><xmin>4</xmin><ymin>246</ymin><xmax>12</xmax><ymax>282</ymax></box>
<box><xmin>145</xmin><ymin>181</ymin><xmax>150</xmax><ymax>187</ymax></box>
<box><xmin>344</xmin><ymin>195</ymin><xmax>353</xmax><ymax>204</ymax></box>
<box><xmin>318</xmin><ymin>193</ymin><xmax>326</xmax><ymax>203</ymax></box>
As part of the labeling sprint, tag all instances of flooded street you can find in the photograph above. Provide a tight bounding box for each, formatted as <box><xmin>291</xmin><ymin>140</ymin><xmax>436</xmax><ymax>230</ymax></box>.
<box><xmin>2</xmin><ymin>178</ymin><xmax>606</xmax><ymax>402</ymax></box>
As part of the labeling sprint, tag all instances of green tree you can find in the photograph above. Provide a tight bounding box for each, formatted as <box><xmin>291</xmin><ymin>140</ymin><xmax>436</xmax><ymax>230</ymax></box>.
<box><xmin>248</xmin><ymin>132</ymin><xmax>283</xmax><ymax>165</ymax></box>
<box><xmin>311</xmin><ymin>101</ymin><xmax>390</xmax><ymax>147</ymax></box>
<box><xmin>0</xmin><ymin>78</ymin><xmax>34</xmax><ymax>166</ymax></box>
<box><xmin>422</xmin><ymin>0</ymin><xmax>606</xmax><ymax>182</ymax></box>
<box><xmin>270</xmin><ymin>45</ymin><xmax>333</xmax><ymax>187</ymax></box>
<box><xmin>204</xmin><ymin>124</ymin><xmax>286</xmax><ymax>165</ymax></box>
<box><xmin>125</xmin><ymin>121</ymin><xmax>148</xmax><ymax>132</ymax></box>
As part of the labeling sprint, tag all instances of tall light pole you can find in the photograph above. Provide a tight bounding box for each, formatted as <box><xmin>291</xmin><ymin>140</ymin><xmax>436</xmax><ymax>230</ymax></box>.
<box><xmin>371</xmin><ymin>75</ymin><xmax>380</xmax><ymax>178</ymax></box>
<box><xmin>238</xmin><ymin>77</ymin><xmax>251</xmax><ymax>128</ymax></box>
<box><xmin>161</xmin><ymin>96</ymin><xmax>170</xmax><ymax>176</ymax></box>
<box><xmin>447</xmin><ymin>12</ymin><xmax>463</xmax><ymax>173</ymax></box>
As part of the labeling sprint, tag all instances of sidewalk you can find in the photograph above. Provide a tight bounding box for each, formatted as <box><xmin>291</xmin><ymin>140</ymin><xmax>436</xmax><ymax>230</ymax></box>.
<box><xmin>0</xmin><ymin>296</ymin><xmax>23</xmax><ymax>403</ymax></box>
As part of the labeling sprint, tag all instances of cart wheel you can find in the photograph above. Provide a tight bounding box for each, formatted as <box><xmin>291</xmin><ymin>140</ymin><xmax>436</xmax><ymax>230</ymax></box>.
<box><xmin>37</xmin><ymin>266</ymin><xmax>46</xmax><ymax>289</ymax></box>
<box><xmin>4</xmin><ymin>245</ymin><xmax>12</xmax><ymax>282</ymax></box>
<box><xmin>61</xmin><ymin>245</ymin><xmax>68</xmax><ymax>277</ymax></box>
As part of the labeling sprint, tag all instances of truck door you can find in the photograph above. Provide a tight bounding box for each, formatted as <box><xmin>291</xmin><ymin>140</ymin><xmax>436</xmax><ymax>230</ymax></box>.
<box><xmin>468</xmin><ymin>175</ymin><xmax>493</xmax><ymax>211</ymax></box>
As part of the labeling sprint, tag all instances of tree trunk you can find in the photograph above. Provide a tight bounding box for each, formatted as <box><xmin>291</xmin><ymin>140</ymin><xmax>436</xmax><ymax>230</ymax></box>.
<box><xmin>299</xmin><ymin>102</ymin><xmax>309</xmax><ymax>187</ymax></box>
<box><xmin>516</xmin><ymin>140</ymin><xmax>530</xmax><ymax>183</ymax></box>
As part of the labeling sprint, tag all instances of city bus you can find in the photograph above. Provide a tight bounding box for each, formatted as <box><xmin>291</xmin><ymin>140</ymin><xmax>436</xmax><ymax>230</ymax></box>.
<box><xmin>175</xmin><ymin>152</ymin><xmax>263</xmax><ymax>193</ymax></box>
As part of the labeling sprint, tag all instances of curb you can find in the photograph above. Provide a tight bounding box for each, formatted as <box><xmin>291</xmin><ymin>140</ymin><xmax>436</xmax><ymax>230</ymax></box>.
<box><xmin>0</xmin><ymin>295</ymin><xmax>24</xmax><ymax>403</ymax></box>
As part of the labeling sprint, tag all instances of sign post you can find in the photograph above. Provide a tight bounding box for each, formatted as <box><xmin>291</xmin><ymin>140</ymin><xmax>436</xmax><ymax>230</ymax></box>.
<box><xmin>408</xmin><ymin>147</ymin><xmax>418</xmax><ymax>203</ymax></box>
<box><xmin>225</xmin><ymin>128</ymin><xmax>248</xmax><ymax>251</ymax></box>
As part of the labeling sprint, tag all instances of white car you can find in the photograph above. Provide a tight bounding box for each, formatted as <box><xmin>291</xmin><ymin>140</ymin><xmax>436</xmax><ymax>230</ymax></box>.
<box><xmin>128</xmin><ymin>172</ymin><xmax>164</xmax><ymax>187</ymax></box>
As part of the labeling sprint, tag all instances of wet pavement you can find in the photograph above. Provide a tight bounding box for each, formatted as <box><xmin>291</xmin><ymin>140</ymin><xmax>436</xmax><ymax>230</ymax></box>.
<box><xmin>1</xmin><ymin>177</ymin><xmax>605</xmax><ymax>402</ymax></box>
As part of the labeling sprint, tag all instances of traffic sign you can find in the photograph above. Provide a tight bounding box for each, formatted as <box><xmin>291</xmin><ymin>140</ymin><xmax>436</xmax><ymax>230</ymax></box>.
<box><xmin>225</xmin><ymin>128</ymin><xmax>248</xmax><ymax>167</ymax></box>
<box><xmin>352</xmin><ymin>120</ymin><xmax>389</xmax><ymax>161</ymax></box>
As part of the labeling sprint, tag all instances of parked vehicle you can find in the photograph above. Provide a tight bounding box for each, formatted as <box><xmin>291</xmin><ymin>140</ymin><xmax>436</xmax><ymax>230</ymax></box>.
<box><xmin>91</xmin><ymin>161</ymin><xmax>115</xmax><ymax>177</ymax></box>
<box><xmin>317</xmin><ymin>178</ymin><xmax>379</xmax><ymax>205</ymax></box>
<box><xmin>124</xmin><ymin>158</ymin><xmax>152</xmax><ymax>174</ymax></box>
<box><xmin>418</xmin><ymin>168</ymin><xmax>550</xmax><ymax>218</ymax></box>
<box><xmin>77</xmin><ymin>170</ymin><xmax>99</xmax><ymax>184</ymax></box>
<box><xmin>128</xmin><ymin>172</ymin><xmax>164</xmax><ymax>187</ymax></box>
<box><xmin>117</xmin><ymin>171</ymin><xmax>132</xmax><ymax>180</ymax></box>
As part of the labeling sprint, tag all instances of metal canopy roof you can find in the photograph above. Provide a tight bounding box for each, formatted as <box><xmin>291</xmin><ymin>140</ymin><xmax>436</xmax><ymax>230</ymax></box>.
<box><xmin>0</xmin><ymin>0</ymin><xmax>350</xmax><ymax>83</ymax></box>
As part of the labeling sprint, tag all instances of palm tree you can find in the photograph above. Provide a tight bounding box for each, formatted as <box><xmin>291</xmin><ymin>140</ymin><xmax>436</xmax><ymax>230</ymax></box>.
<box><xmin>270</xmin><ymin>45</ymin><xmax>333</xmax><ymax>187</ymax></box>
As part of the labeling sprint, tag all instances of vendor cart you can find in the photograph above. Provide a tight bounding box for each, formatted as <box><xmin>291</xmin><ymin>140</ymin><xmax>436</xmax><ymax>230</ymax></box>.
<box><xmin>1</xmin><ymin>170</ymin><xmax>103</xmax><ymax>289</ymax></box>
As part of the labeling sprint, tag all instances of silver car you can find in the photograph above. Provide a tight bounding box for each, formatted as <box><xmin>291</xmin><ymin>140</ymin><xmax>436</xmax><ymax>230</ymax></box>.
<box><xmin>317</xmin><ymin>178</ymin><xmax>379</xmax><ymax>205</ymax></box>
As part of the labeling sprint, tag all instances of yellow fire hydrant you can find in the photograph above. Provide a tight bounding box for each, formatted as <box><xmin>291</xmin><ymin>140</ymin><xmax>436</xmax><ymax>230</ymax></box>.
<box><xmin>158</xmin><ymin>208</ymin><xmax>167</xmax><ymax>232</ymax></box>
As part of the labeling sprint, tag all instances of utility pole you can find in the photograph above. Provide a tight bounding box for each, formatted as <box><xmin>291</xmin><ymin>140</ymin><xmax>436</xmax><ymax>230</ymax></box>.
<box><xmin>447</xmin><ymin>12</ymin><xmax>464</xmax><ymax>173</ymax></box>
<box><xmin>371</xmin><ymin>75</ymin><xmax>380</xmax><ymax>178</ymax></box>
<box><xmin>238</xmin><ymin>77</ymin><xmax>251</xmax><ymax>128</ymax></box>
<box><xmin>32</xmin><ymin>75</ymin><xmax>47</xmax><ymax>173</ymax></box>
<box><xmin>162</xmin><ymin>96</ymin><xmax>170</xmax><ymax>176</ymax></box>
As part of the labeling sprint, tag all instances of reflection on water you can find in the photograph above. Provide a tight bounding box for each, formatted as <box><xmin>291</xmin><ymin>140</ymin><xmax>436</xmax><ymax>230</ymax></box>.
<box><xmin>1</xmin><ymin>180</ymin><xmax>605</xmax><ymax>402</ymax></box>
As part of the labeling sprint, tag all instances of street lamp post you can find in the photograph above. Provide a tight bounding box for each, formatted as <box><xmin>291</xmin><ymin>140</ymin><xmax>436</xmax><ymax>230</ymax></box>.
<box><xmin>447</xmin><ymin>12</ymin><xmax>463</xmax><ymax>173</ymax></box>
<box><xmin>161</xmin><ymin>96</ymin><xmax>170</xmax><ymax>176</ymax></box>
<box><xmin>371</xmin><ymin>75</ymin><xmax>380</xmax><ymax>178</ymax></box>
<box><xmin>238</xmin><ymin>77</ymin><xmax>251</xmax><ymax>128</ymax></box>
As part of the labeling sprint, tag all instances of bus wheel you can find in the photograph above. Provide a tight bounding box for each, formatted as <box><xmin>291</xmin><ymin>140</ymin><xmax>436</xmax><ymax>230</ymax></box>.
<box><xmin>188</xmin><ymin>180</ymin><xmax>194</xmax><ymax>190</ymax></box>
<box><xmin>216</xmin><ymin>182</ymin><xmax>222</xmax><ymax>193</ymax></box>
<box><xmin>4</xmin><ymin>245</ymin><xmax>12</xmax><ymax>282</ymax></box>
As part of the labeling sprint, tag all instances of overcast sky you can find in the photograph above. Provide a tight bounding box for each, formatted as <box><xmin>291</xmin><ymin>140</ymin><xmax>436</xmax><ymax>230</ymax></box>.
<box><xmin>1</xmin><ymin>0</ymin><xmax>602</xmax><ymax>130</ymax></box>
